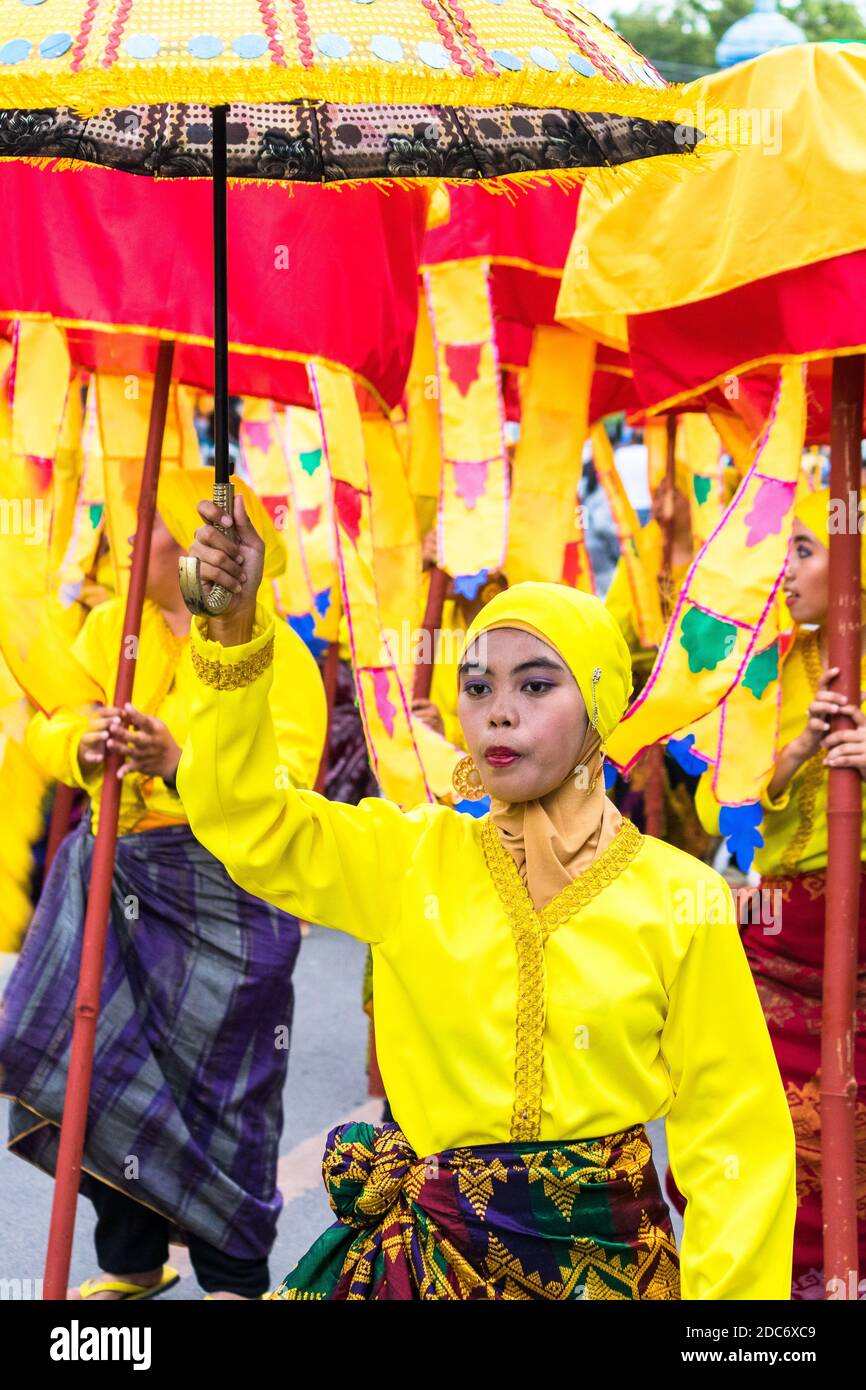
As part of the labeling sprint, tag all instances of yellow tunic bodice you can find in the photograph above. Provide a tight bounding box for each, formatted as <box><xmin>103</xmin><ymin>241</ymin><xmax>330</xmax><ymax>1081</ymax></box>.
<box><xmin>697</xmin><ymin>629</ymin><xmax>866</xmax><ymax>878</ymax></box>
<box><xmin>27</xmin><ymin>597</ymin><xmax>327</xmax><ymax>834</ymax></box>
<box><xmin>178</xmin><ymin>605</ymin><xmax>796</xmax><ymax>1301</ymax></box>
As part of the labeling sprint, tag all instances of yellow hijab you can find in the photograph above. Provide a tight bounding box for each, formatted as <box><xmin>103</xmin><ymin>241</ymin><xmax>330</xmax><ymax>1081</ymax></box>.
<box><xmin>460</xmin><ymin>582</ymin><xmax>634</xmax><ymax>911</ymax></box>
<box><xmin>793</xmin><ymin>485</ymin><xmax>866</xmax><ymax>585</ymax></box>
<box><xmin>156</xmin><ymin>467</ymin><xmax>287</xmax><ymax>581</ymax></box>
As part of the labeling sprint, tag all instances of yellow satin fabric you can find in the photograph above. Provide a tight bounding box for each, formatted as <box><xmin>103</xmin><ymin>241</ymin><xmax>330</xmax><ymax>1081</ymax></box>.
<box><xmin>697</xmin><ymin>632</ymin><xmax>866</xmax><ymax>877</ymax></box>
<box><xmin>557</xmin><ymin>44</ymin><xmax>866</xmax><ymax>329</ymax></box>
<box><xmin>26</xmin><ymin>598</ymin><xmax>326</xmax><ymax>835</ymax></box>
<box><xmin>178</xmin><ymin>604</ymin><xmax>796</xmax><ymax>1299</ymax></box>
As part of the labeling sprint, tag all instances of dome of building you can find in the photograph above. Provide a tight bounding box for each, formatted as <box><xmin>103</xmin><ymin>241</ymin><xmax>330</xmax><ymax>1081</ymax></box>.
<box><xmin>715</xmin><ymin>0</ymin><xmax>806</xmax><ymax>68</ymax></box>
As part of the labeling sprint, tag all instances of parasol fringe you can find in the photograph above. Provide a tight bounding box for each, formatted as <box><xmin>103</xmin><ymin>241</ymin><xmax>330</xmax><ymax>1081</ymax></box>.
<box><xmin>0</xmin><ymin>65</ymin><xmax>720</xmax><ymax>126</ymax></box>
<box><xmin>0</xmin><ymin>146</ymin><xmax>721</xmax><ymax>196</ymax></box>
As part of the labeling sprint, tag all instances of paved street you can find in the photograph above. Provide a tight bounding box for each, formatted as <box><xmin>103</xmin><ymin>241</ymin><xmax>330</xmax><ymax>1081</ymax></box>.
<box><xmin>0</xmin><ymin>926</ymin><xmax>680</xmax><ymax>1299</ymax></box>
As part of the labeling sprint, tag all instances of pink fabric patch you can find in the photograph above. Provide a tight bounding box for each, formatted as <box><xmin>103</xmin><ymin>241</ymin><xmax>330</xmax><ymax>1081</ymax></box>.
<box><xmin>333</xmin><ymin>480</ymin><xmax>362</xmax><ymax>544</ymax></box>
<box><xmin>453</xmin><ymin>458</ymin><xmax>489</xmax><ymax>510</ymax></box>
<box><xmin>243</xmin><ymin>419</ymin><xmax>273</xmax><ymax>451</ymax></box>
<box><xmin>744</xmin><ymin>478</ymin><xmax>793</xmax><ymax>546</ymax></box>
<box><xmin>369</xmin><ymin>668</ymin><xmax>396</xmax><ymax>737</ymax></box>
<box><xmin>300</xmin><ymin>505</ymin><xmax>321</xmax><ymax>533</ymax></box>
<box><xmin>444</xmin><ymin>343</ymin><xmax>483</xmax><ymax>397</ymax></box>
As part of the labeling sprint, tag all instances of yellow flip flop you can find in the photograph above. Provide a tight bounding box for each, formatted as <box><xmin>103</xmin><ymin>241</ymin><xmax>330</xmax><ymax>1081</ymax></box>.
<box><xmin>78</xmin><ymin>1265</ymin><xmax>180</xmax><ymax>1301</ymax></box>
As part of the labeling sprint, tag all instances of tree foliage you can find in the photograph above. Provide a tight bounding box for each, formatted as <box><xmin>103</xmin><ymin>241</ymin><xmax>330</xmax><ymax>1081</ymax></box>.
<box><xmin>611</xmin><ymin>0</ymin><xmax>866</xmax><ymax>69</ymax></box>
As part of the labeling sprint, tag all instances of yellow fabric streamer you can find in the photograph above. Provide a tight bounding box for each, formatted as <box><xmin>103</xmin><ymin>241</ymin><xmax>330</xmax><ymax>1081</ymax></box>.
<box><xmin>423</xmin><ymin>262</ymin><xmax>509</xmax><ymax>582</ymax></box>
<box><xmin>10</xmin><ymin>321</ymin><xmax>70</xmax><ymax>463</ymax></box>
<box><xmin>309</xmin><ymin>362</ymin><xmax>459</xmax><ymax>807</ymax></box>
<box><xmin>95</xmin><ymin>371</ymin><xmax>202</xmax><ymax>596</ymax></box>
<box><xmin>405</xmin><ymin>291</ymin><xmax>441</xmax><ymax>542</ymax></box>
<box><xmin>506</xmin><ymin>327</ymin><xmax>595</xmax><ymax>588</ymax></box>
<box><xmin>592</xmin><ymin>424</ymin><xmax>663</xmax><ymax>648</ymax></box>
<box><xmin>606</xmin><ymin>363</ymin><xmax>807</xmax><ymax>773</ymax></box>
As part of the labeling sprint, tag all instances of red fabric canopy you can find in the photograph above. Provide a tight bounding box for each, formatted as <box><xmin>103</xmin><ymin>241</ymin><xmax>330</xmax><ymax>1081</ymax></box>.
<box><xmin>1</xmin><ymin>163</ymin><xmax>428</xmax><ymax>409</ymax></box>
<box><xmin>627</xmin><ymin>248</ymin><xmax>866</xmax><ymax>432</ymax></box>
<box><xmin>422</xmin><ymin>183</ymin><xmax>580</xmax><ymax>327</ymax></box>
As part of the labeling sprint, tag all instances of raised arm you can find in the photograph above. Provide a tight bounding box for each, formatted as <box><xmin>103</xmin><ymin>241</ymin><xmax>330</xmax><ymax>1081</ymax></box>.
<box><xmin>661</xmin><ymin>876</ymin><xmax>797</xmax><ymax>1299</ymax></box>
<box><xmin>175</xmin><ymin>495</ymin><xmax>420</xmax><ymax>942</ymax></box>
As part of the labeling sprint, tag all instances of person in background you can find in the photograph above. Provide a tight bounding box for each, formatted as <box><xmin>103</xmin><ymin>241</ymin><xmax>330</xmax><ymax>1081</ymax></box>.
<box><xmin>0</xmin><ymin>470</ymin><xmax>326</xmax><ymax>1302</ymax></box>
<box><xmin>695</xmin><ymin>486</ymin><xmax>866</xmax><ymax>1299</ymax></box>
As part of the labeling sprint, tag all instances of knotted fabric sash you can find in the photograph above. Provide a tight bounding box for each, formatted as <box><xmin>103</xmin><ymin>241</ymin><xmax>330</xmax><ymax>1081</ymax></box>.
<box><xmin>271</xmin><ymin>1121</ymin><xmax>680</xmax><ymax>1300</ymax></box>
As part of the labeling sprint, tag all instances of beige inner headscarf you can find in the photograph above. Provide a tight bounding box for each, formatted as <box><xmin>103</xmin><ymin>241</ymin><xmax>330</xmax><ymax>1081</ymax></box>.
<box><xmin>460</xmin><ymin>583</ymin><xmax>633</xmax><ymax>914</ymax></box>
<box><xmin>488</xmin><ymin>703</ymin><xmax>622</xmax><ymax>913</ymax></box>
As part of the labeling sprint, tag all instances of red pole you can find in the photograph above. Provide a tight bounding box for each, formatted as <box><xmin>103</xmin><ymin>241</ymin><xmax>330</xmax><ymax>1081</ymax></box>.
<box><xmin>314</xmin><ymin>639</ymin><xmax>341</xmax><ymax>795</ymax></box>
<box><xmin>412</xmin><ymin>565</ymin><xmax>449</xmax><ymax>702</ymax></box>
<box><xmin>44</xmin><ymin>784</ymin><xmax>78</xmax><ymax>876</ymax></box>
<box><xmin>645</xmin><ymin>416</ymin><xmax>678</xmax><ymax>840</ymax></box>
<box><xmin>822</xmin><ymin>352</ymin><xmax>864</xmax><ymax>1297</ymax></box>
<box><xmin>42</xmin><ymin>340</ymin><xmax>175</xmax><ymax>1300</ymax></box>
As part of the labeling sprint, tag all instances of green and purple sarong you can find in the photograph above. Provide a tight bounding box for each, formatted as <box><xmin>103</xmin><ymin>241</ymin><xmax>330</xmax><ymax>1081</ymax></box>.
<box><xmin>271</xmin><ymin>1119</ymin><xmax>680</xmax><ymax>1300</ymax></box>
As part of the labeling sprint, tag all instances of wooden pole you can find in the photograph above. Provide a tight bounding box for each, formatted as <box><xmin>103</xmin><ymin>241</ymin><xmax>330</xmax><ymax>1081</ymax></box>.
<box><xmin>822</xmin><ymin>352</ymin><xmax>864</xmax><ymax>1297</ymax></box>
<box><xmin>412</xmin><ymin>565</ymin><xmax>449</xmax><ymax>702</ymax></box>
<box><xmin>645</xmin><ymin>416</ymin><xmax>678</xmax><ymax>840</ymax></box>
<box><xmin>43</xmin><ymin>784</ymin><xmax>78</xmax><ymax>876</ymax></box>
<box><xmin>42</xmin><ymin>339</ymin><xmax>175</xmax><ymax>1301</ymax></box>
<box><xmin>314</xmin><ymin>639</ymin><xmax>341</xmax><ymax>795</ymax></box>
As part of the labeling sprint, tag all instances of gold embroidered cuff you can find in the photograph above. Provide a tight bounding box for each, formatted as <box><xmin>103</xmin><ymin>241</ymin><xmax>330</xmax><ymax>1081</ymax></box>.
<box><xmin>190</xmin><ymin>636</ymin><xmax>275</xmax><ymax>690</ymax></box>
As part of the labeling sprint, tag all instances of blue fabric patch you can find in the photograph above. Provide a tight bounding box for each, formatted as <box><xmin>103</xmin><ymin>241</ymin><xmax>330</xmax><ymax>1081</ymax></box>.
<box><xmin>317</xmin><ymin>33</ymin><xmax>352</xmax><ymax>58</ymax></box>
<box><xmin>530</xmin><ymin>45</ymin><xmax>560</xmax><ymax>71</ymax></box>
<box><xmin>453</xmin><ymin>568</ymin><xmax>488</xmax><ymax>601</ymax></box>
<box><xmin>719</xmin><ymin>803</ymin><xmax>764</xmax><ymax>874</ymax></box>
<box><xmin>40</xmin><ymin>32</ymin><xmax>73</xmax><ymax>58</ymax></box>
<box><xmin>418</xmin><ymin>40</ymin><xmax>451</xmax><ymax>68</ymax></box>
<box><xmin>233</xmin><ymin>34</ymin><xmax>268</xmax><ymax>59</ymax></box>
<box><xmin>188</xmin><ymin>34</ymin><xmax>224</xmax><ymax>60</ymax></box>
<box><xmin>287</xmin><ymin>613</ymin><xmax>328</xmax><ymax>659</ymax></box>
<box><xmin>666</xmin><ymin>734</ymin><xmax>709</xmax><ymax>777</ymax></box>
<box><xmin>0</xmin><ymin>38</ymin><xmax>32</xmax><ymax>63</ymax></box>
<box><xmin>371</xmin><ymin>34</ymin><xmax>403</xmax><ymax>62</ymax></box>
<box><xmin>491</xmin><ymin>49</ymin><xmax>522</xmax><ymax>70</ymax></box>
<box><xmin>568</xmin><ymin>53</ymin><xmax>596</xmax><ymax>77</ymax></box>
<box><xmin>454</xmin><ymin>796</ymin><xmax>491</xmax><ymax>818</ymax></box>
<box><xmin>603</xmin><ymin>761</ymin><xmax>619</xmax><ymax>790</ymax></box>
<box><xmin>124</xmin><ymin>34</ymin><xmax>160</xmax><ymax>58</ymax></box>
<box><xmin>314</xmin><ymin>587</ymin><xmax>332</xmax><ymax>618</ymax></box>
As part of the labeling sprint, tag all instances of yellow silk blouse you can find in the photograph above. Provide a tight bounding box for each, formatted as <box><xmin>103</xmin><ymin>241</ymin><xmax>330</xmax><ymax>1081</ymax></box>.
<box><xmin>27</xmin><ymin>597</ymin><xmax>327</xmax><ymax>835</ymax></box>
<box><xmin>178</xmin><ymin>605</ymin><xmax>796</xmax><ymax>1301</ymax></box>
<box><xmin>696</xmin><ymin>629</ymin><xmax>866</xmax><ymax>878</ymax></box>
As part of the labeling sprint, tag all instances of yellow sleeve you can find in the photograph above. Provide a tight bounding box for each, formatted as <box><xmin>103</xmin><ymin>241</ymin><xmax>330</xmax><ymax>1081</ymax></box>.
<box><xmin>25</xmin><ymin>708</ymin><xmax>93</xmax><ymax>790</ymax></box>
<box><xmin>23</xmin><ymin>603</ymin><xmax>113</xmax><ymax>789</ymax></box>
<box><xmin>269</xmin><ymin>620</ymin><xmax>328</xmax><ymax>791</ymax></box>
<box><xmin>661</xmin><ymin>882</ymin><xmax>797</xmax><ymax>1299</ymax></box>
<box><xmin>177</xmin><ymin>606</ymin><xmax>424</xmax><ymax>942</ymax></box>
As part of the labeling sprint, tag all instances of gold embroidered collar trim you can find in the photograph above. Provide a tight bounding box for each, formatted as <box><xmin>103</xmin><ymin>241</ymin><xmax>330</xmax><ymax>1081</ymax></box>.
<box><xmin>479</xmin><ymin>816</ymin><xmax>643</xmax><ymax>1142</ymax></box>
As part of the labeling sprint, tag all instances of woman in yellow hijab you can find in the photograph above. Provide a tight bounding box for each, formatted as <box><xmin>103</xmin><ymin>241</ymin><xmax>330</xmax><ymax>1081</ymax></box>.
<box><xmin>177</xmin><ymin>495</ymin><xmax>796</xmax><ymax>1301</ymax></box>
<box><xmin>696</xmin><ymin>485</ymin><xmax>866</xmax><ymax>1297</ymax></box>
<box><xmin>0</xmin><ymin>469</ymin><xmax>326</xmax><ymax>1303</ymax></box>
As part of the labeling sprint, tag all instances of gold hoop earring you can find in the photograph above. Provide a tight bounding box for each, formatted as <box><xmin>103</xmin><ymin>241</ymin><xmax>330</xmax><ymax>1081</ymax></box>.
<box><xmin>452</xmin><ymin>754</ymin><xmax>486</xmax><ymax>801</ymax></box>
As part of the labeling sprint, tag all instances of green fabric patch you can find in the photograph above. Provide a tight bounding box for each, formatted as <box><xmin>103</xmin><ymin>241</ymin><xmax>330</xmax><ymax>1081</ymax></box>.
<box><xmin>743</xmin><ymin>643</ymin><xmax>779</xmax><ymax>699</ymax></box>
<box><xmin>692</xmin><ymin>475</ymin><xmax>712</xmax><ymax>506</ymax></box>
<box><xmin>679</xmin><ymin>606</ymin><xmax>738</xmax><ymax>673</ymax></box>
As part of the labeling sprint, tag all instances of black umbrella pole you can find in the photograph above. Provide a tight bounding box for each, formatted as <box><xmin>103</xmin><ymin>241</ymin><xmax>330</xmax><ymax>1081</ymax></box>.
<box><xmin>212</xmin><ymin>104</ymin><xmax>231</xmax><ymax>495</ymax></box>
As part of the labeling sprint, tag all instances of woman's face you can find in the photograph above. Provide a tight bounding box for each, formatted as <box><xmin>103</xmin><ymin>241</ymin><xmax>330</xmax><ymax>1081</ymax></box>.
<box><xmin>457</xmin><ymin>627</ymin><xmax>588</xmax><ymax>802</ymax></box>
<box><xmin>129</xmin><ymin>513</ymin><xmax>183</xmax><ymax>603</ymax></box>
<box><xmin>783</xmin><ymin>520</ymin><xmax>828</xmax><ymax>625</ymax></box>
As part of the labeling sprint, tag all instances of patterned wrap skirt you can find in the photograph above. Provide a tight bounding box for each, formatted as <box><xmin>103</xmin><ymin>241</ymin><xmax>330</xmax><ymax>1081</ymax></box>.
<box><xmin>270</xmin><ymin>1120</ymin><xmax>681</xmax><ymax>1300</ymax></box>
<box><xmin>0</xmin><ymin>819</ymin><xmax>300</xmax><ymax>1261</ymax></box>
<box><xmin>743</xmin><ymin>870</ymin><xmax>866</xmax><ymax>1300</ymax></box>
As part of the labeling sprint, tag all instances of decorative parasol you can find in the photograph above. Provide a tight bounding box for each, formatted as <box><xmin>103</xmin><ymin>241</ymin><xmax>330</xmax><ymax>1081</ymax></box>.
<box><xmin>557</xmin><ymin>41</ymin><xmax>866</xmax><ymax>1295</ymax></box>
<box><xmin>0</xmin><ymin>0</ymin><xmax>706</xmax><ymax>1300</ymax></box>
